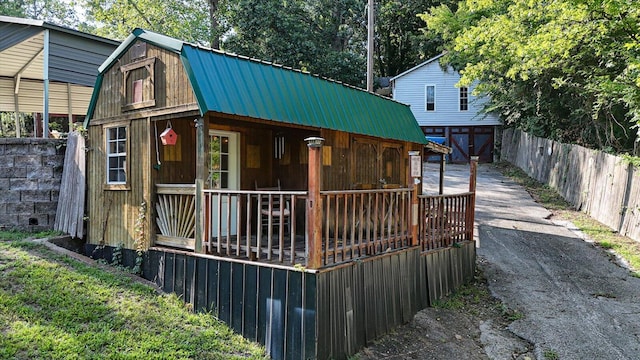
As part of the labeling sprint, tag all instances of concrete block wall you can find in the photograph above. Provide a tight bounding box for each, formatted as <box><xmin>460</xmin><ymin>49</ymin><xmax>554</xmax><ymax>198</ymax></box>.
<box><xmin>0</xmin><ymin>138</ymin><xmax>65</xmax><ymax>232</ymax></box>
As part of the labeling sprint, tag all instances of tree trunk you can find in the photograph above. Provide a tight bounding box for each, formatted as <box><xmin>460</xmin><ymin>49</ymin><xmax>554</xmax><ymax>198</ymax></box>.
<box><xmin>209</xmin><ymin>0</ymin><xmax>220</xmax><ymax>49</ymax></box>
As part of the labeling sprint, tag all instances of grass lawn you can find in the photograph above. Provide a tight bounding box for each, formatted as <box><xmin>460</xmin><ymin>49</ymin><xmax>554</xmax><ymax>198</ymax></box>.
<box><xmin>495</xmin><ymin>161</ymin><xmax>640</xmax><ymax>277</ymax></box>
<box><xmin>0</xmin><ymin>232</ymin><xmax>266</xmax><ymax>360</ymax></box>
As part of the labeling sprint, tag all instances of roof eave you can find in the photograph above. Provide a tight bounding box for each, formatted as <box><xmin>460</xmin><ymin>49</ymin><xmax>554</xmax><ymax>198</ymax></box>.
<box><xmin>390</xmin><ymin>53</ymin><xmax>446</xmax><ymax>82</ymax></box>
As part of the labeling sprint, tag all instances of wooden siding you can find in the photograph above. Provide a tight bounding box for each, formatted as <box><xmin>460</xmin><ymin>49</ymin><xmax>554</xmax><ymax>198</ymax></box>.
<box><xmin>91</xmin><ymin>41</ymin><xmax>197</xmax><ymax>121</ymax></box>
<box><xmin>153</xmin><ymin>117</ymin><xmax>197</xmax><ymax>184</ymax></box>
<box><xmin>392</xmin><ymin>62</ymin><xmax>500</xmax><ymax>127</ymax></box>
<box><xmin>86</xmin><ymin>118</ymin><xmax>152</xmax><ymax>249</ymax></box>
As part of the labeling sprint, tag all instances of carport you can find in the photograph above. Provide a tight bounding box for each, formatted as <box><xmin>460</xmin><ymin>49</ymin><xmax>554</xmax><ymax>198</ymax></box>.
<box><xmin>0</xmin><ymin>16</ymin><xmax>119</xmax><ymax>137</ymax></box>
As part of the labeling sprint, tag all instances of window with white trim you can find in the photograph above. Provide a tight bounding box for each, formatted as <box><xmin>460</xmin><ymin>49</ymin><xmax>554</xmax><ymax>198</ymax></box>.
<box><xmin>460</xmin><ymin>87</ymin><xmax>469</xmax><ymax>111</ymax></box>
<box><xmin>425</xmin><ymin>85</ymin><xmax>435</xmax><ymax>111</ymax></box>
<box><xmin>106</xmin><ymin>126</ymin><xmax>127</xmax><ymax>184</ymax></box>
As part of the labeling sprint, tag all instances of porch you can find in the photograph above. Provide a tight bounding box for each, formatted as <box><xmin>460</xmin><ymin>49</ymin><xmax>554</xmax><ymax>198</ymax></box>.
<box><xmin>153</xmin><ymin>159</ymin><xmax>477</xmax><ymax>269</ymax></box>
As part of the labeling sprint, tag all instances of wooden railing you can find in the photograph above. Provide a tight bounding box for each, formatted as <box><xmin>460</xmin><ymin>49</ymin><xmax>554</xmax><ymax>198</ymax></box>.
<box><xmin>154</xmin><ymin>185</ymin><xmax>475</xmax><ymax>267</ymax></box>
<box><xmin>319</xmin><ymin>188</ymin><xmax>412</xmax><ymax>266</ymax></box>
<box><xmin>203</xmin><ymin>189</ymin><xmax>307</xmax><ymax>264</ymax></box>
<box><xmin>155</xmin><ymin>184</ymin><xmax>196</xmax><ymax>250</ymax></box>
<box><xmin>418</xmin><ymin>192</ymin><xmax>474</xmax><ymax>252</ymax></box>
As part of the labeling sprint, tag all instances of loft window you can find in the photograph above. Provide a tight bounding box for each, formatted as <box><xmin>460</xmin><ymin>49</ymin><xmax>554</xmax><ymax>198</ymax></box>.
<box><xmin>120</xmin><ymin>57</ymin><xmax>156</xmax><ymax>111</ymax></box>
<box><xmin>106</xmin><ymin>126</ymin><xmax>127</xmax><ymax>185</ymax></box>
<box><xmin>460</xmin><ymin>87</ymin><xmax>469</xmax><ymax>111</ymax></box>
<box><xmin>425</xmin><ymin>85</ymin><xmax>435</xmax><ymax>111</ymax></box>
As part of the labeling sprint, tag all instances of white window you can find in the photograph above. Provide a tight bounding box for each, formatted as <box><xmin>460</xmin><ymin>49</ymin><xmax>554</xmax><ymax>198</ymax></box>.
<box><xmin>425</xmin><ymin>85</ymin><xmax>435</xmax><ymax>111</ymax></box>
<box><xmin>106</xmin><ymin>126</ymin><xmax>127</xmax><ymax>184</ymax></box>
<box><xmin>460</xmin><ymin>87</ymin><xmax>469</xmax><ymax>111</ymax></box>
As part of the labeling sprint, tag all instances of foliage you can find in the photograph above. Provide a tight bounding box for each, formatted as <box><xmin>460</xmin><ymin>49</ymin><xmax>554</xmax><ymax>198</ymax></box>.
<box><xmin>0</xmin><ymin>0</ymin><xmax>80</xmax><ymax>27</ymax></box>
<box><xmin>132</xmin><ymin>201</ymin><xmax>147</xmax><ymax>275</ymax></box>
<box><xmin>421</xmin><ymin>0</ymin><xmax>640</xmax><ymax>154</ymax></box>
<box><xmin>219</xmin><ymin>0</ymin><xmax>367</xmax><ymax>86</ymax></box>
<box><xmin>0</xmin><ymin>237</ymin><xmax>266</xmax><ymax>359</ymax></box>
<box><xmin>82</xmin><ymin>0</ymin><xmax>213</xmax><ymax>43</ymax></box>
<box><xmin>374</xmin><ymin>0</ymin><xmax>456</xmax><ymax>78</ymax></box>
<box><xmin>2</xmin><ymin>0</ymin><xmax>447</xmax><ymax>88</ymax></box>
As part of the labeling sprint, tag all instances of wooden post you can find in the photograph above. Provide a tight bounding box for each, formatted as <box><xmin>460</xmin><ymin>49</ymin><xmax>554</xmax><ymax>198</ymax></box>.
<box><xmin>409</xmin><ymin>151</ymin><xmax>421</xmax><ymax>246</ymax></box>
<box><xmin>468</xmin><ymin>156</ymin><xmax>479</xmax><ymax>242</ymax></box>
<box><xmin>305</xmin><ymin>137</ymin><xmax>324</xmax><ymax>269</ymax></box>
<box><xmin>439</xmin><ymin>153</ymin><xmax>445</xmax><ymax>195</ymax></box>
<box><xmin>194</xmin><ymin>117</ymin><xmax>208</xmax><ymax>253</ymax></box>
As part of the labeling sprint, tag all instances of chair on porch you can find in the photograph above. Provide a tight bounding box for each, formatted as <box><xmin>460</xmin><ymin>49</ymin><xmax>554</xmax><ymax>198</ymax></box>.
<box><xmin>255</xmin><ymin>179</ymin><xmax>291</xmax><ymax>234</ymax></box>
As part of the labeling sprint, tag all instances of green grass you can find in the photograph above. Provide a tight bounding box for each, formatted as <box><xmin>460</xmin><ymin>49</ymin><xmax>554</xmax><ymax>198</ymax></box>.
<box><xmin>495</xmin><ymin>162</ymin><xmax>640</xmax><ymax>276</ymax></box>
<box><xmin>543</xmin><ymin>349</ymin><xmax>559</xmax><ymax>360</ymax></box>
<box><xmin>0</xmin><ymin>233</ymin><xmax>266</xmax><ymax>360</ymax></box>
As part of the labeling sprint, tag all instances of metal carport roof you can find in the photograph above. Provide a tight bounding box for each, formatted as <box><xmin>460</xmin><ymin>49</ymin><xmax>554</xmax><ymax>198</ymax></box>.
<box><xmin>0</xmin><ymin>16</ymin><xmax>119</xmax><ymax>136</ymax></box>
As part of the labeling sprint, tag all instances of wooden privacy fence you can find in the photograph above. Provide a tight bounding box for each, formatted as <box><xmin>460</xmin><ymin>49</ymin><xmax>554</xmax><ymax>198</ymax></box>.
<box><xmin>502</xmin><ymin>129</ymin><xmax>640</xmax><ymax>242</ymax></box>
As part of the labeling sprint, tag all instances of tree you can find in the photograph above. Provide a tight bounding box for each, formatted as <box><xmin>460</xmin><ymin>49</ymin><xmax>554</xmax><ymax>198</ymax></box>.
<box><xmin>0</xmin><ymin>0</ymin><xmax>80</xmax><ymax>27</ymax></box>
<box><xmin>421</xmin><ymin>0</ymin><xmax>640</xmax><ymax>154</ymax></box>
<box><xmin>219</xmin><ymin>0</ymin><xmax>367</xmax><ymax>86</ymax></box>
<box><xmin>374</xmin><ymin>0</ymin><xmax>456</xmax><ymax>78</ymax></box>
<box><xmin>83</xmin><ymin>0</ymin><xmax>212</xmax><ymax>44</ymax></box>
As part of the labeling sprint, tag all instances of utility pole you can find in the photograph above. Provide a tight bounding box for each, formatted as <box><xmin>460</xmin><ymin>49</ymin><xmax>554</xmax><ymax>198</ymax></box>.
<box><xmin>367</xmin><ymin>0</ymin><xmax>374</xmax><ymax>92</ymax></box>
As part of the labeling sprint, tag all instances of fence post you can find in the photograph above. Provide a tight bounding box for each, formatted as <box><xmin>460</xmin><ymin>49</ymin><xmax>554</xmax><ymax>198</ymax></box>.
<box><xmin>305</xmin><ymin>137</ymin><xmax>324</xmax><ymax>269</ymax></box>
<box><xmin>468</xmin><ymin>156</ymin><xmax>479</xmax><ymax>242</ymax></box>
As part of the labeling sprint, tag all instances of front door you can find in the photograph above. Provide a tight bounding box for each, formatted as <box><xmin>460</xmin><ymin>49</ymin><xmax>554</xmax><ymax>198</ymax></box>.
<box><xmin>209</xmin><ymin>130</ymin><xmax>240</xmax><ymax>237</ymax></box>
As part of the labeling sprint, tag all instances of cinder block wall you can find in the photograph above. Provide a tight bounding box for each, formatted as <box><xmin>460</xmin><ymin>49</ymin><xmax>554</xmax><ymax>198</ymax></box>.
<box><xmin>0</xmin><ymin>138</ymin><xmax>65</xmax><ymax>231</ymax></box>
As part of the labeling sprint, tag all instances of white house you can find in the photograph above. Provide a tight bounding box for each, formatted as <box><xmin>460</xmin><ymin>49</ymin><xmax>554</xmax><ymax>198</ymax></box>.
<box><xmin>391</xmin><ymin>54</ymin><xmax>501</xmax><ymax>163</ymax></box>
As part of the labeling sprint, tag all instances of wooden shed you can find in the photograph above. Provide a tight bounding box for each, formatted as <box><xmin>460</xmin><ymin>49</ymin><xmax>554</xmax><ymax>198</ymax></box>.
<box><xmin>84</xmin><ymin>29</ymin><xmax>477</xmax><ymax>360</ymax></box>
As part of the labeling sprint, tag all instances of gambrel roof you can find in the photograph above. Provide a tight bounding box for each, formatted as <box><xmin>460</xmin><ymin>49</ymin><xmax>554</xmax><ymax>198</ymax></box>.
<box><xmin>86</xmin><ymin>28</ymin><xmax>427</xmax><ymax>144</ymax></box>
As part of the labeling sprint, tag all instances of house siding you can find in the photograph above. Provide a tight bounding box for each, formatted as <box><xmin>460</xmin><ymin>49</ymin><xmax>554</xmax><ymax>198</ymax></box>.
<box><xmin>392</xmin><ymin>62</ymin><xmax>500</xmax><ymax>127</ymax></box>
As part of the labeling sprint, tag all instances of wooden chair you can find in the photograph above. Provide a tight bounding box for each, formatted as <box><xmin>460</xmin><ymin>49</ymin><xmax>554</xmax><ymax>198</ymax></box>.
<box><xmin>255</xmin><ymin>179</ymin><xmax>291</xmax><ymax>234</ymax></box>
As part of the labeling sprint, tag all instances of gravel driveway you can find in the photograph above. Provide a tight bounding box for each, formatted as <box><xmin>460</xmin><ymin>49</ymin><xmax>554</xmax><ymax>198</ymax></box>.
<box><xmin>457</xmin><ymin>163</ymin><xmax>640</xmax><ymax>359</ymax></box>
<box><xmin>360</xmin><ymin>163</ymin><xmax>640</xmax><ymax>359</ymax></box>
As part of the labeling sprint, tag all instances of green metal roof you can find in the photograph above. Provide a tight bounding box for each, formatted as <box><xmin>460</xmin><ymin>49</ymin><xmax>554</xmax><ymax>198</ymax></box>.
<box><xmin>86</xmin><ymin>29</ymin><xmax>427</xmax><ymax>144</ymax></box>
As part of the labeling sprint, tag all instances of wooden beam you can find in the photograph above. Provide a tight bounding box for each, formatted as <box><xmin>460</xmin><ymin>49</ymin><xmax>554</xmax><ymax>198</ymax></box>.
<box><xmin>305</xmin><ymin>137</ymin><xmax>324</xmax><ymax>269</ymax></box>
<box><xmin>468</xmin><ymin>156</ymin><xmax>478</xmax><ymax>243</ymax></box>
<box><xmin>194</xmin><ymin>117</ymin><xmax>209</xmax><ymax>253</ymax></box>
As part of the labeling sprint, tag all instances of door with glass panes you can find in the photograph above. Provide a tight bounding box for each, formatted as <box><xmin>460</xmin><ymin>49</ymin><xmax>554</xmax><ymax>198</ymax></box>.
<box><xmin>208</xmin><ymin>130</ymin><xmax>239</xmax><ymax>237</ymax></box>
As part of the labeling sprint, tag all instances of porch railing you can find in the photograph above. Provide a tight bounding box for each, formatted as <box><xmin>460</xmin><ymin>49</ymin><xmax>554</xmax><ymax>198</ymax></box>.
<box><xmin>154</xmin><ymin>185</ymin><xmax>475</xmax><ymax>267</ymax></box>
<box><xmin>155</xmin><ymin>184</ymin><xmax>196</xmax><ymax>250</ymax></box>
<box><xmin>417</xmin><ymin>192</ymin><xmax>474</xmax><ymax>252</ymax></box>
<box><xmin>203</xmin><ymin>189</ymin><xmax>308</xmax><ymax>264</ymax></box>
<box><xmin>319</xmin><ymin>188</ymin><xmax>412</xmax><ymax>266</ymax></box>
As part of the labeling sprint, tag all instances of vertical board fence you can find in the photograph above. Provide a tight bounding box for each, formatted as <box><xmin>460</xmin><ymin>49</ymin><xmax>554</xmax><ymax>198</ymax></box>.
<box><xmin>501</xmin><ymin>129</ymin><xmax>640</xmax><ymax>242</ymax></box>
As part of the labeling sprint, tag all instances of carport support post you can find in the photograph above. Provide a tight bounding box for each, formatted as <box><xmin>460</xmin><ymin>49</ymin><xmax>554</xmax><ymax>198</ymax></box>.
<box><xmin>468</xmin><ymin>156</ymin><xmax>479</xmax><ymax>242</ymax></box>
<box><xmin>305</xmin><ymin>137</ymin><xmax>324</xmax><ymax>269</ymax></box>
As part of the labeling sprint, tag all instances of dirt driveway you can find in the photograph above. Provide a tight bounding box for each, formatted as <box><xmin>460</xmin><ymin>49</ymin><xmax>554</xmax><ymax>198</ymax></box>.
<box><xmin>358</xmin><ymin>164</ymin><xmax>640</xmax><ymax>359</ymax></box>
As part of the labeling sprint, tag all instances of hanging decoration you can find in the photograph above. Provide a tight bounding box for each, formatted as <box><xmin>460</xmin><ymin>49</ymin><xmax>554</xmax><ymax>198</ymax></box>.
<box><xmin>153</xmin><ymin>121</ymin><xmax>161</xmax><ymax>170</ymax></box>
<box><xmin>274</xmin><ymin>134</ymin><xmax>285</xmax><ymax>159</ymax></box>
<box><xmin>160</xmin><ymin>120</ymin><xmax>178</xmax><ymax>146</ymax></box>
